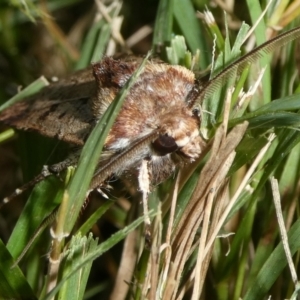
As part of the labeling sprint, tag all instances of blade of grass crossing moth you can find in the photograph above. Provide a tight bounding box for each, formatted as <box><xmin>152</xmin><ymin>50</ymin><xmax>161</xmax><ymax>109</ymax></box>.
<box><xmin>61</xmin><ymin>53</ymin><xmax>151</xmax><ymax>235</ymax></box>
<box><xmin>0</xmin><ymin>77</ymin><xmax>49</xmax><ymax>112</ymax></box>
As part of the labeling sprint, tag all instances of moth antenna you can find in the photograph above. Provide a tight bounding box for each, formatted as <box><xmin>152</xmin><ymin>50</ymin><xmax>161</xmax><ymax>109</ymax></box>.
<box><xmin>190</xmin><ymin>26</ymin><xmax>300</xmax><ymax>108</ymax></box>
<box><xmin>91</xmin><ymin>130</ymin><xmax>160</xmax><ymax>189</ymax></box>
<box><xmin>11</xmin><ymin>205</ymin><xmax>60</xmax><ymax>268</ymax></box>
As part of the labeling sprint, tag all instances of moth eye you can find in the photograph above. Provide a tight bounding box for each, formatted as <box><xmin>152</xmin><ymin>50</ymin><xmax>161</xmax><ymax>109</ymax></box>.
<box><xmin>152</xmin><ymin>134</ymin><xmax>178</xmax><ymax>155</ymax></box>
<box><xmin>192</xmin><ymin>108</ymin><xmax>200</xmax><ymax>117</ymax></box>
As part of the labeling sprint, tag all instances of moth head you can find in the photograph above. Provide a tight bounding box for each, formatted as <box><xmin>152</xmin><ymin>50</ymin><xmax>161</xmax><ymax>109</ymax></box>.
<box><xmin>151</xmin><ymin>109</ymin><xmax>203</xmax><ymax>161</ymax></box>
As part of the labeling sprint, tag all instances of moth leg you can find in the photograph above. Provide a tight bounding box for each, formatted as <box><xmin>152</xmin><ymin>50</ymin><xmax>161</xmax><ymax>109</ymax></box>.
<box><xmin>95</xmin><ymin>187</ymin><xmax>110</xmax><ymax>199</ymax></box>
<box><xmin>2</xmin><ymin>152</ymin><xmax>80</xmax><ymax>207</ymax></box>
<box><xmin>138</xmin><ymin>159</ymin><xmax>151</xmax><ymax>244</ymax></box>
<box><xmin>47</xmin><ymin>150</ymin><xmax>81</xmax><ymax>173</ymax></box>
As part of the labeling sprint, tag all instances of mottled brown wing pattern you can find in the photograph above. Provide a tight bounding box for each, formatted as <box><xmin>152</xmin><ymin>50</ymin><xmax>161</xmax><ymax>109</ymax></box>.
<box><xmin>0</xmin><ymin>67</ymin><xmax>97</xmax><ymax>145</ymax></box>
<box><xmin>0</xmin><ymin>97</ymin><xmax>93</xmax><ymax>146</ymax></box>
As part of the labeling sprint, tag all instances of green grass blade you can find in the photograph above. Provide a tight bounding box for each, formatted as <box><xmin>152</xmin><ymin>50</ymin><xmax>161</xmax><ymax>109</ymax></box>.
<box><xmin>173</xmin><ymin>0</ymin><xmax>209</xmax><ymax>68</ymax></box>
<box><xmin>77</xmin><ymin>200</ymin><xmax>114</xmax><ymax>236</ymax></box>
<box><xmin>152</xmin><ymin>0</ymin><xmax>173</xmax><ymax>50</ymax></box>
<box><xmin>0</xmin><ymin>129</ymin><xmax>15</xmax><ymax>143</ymax></box>
<box><xmin>42</xmin><ymin>213</ymin><xmax>150</xmax><ymax>300</ymax></box>
<box><xmin>91</xmin><ymin>23</ymin><xmax>112</xmax><ymax>62</ymax></box>
<box><xmin>0</xmin><ymin>77</ymin><xmax>49</xmax><ymax>112</ymax></box>
<box><xmin>6</xmin><ymin>177</ymin><xmax>62</xmax><ymax>260</ymax></box>
<box><xmin>62</xmin><ymin>53</ymin><xmax>150</xmax><ymax>234</ymax></box>
<box><xmin>245</xmin><ymin>0</ymin><xmax>271</xmax><ymax>105</ymax></box>
<box><xmin>0</xmin><ymin>238</ymin><xmax>35</xmax><ymax>299</ymax></box>
<box><xmin>244</xmin><ymin>219</ymin><xmax>300</xmax><ymax>300</ymax></box>
<box><xmin>57</xmin><ymin>234</ymin><xmax>98</xmax><ymax>300</ymax></box>
<box><xmin>75</xmin><ymin>19</ymin><xmax>106</xmax><ymax>70</ymax></box>
<box><xmin>254</xmin><ymin>94</ymin><xmax>300</xmax><ymax>112</ymax></box>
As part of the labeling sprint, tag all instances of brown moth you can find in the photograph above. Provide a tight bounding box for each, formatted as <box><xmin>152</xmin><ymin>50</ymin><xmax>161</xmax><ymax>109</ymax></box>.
<box><xmin>1</xmin><ymin>27</ymin><xmax>300</xmax><ymax>203</ymax></box>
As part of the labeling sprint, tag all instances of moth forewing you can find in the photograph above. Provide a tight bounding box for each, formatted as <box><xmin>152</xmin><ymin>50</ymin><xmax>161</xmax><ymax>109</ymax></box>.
<box><xmin>0</xmin><ymin>67</ymin><xmax>96</xmax><ymax>146</ymax></box>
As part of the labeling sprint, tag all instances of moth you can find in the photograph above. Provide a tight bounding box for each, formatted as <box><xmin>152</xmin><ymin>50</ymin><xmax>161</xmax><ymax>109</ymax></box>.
<box><xmin>1</xmin><ymin>26</ymin><xmax>300</xmax><ymax>208</ymax></box>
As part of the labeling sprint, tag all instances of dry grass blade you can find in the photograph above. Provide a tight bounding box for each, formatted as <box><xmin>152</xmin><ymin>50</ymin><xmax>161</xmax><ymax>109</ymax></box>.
<box><xmin>271</xmin><ymin>177</ymin><xmax>298</xmax><ymax>285</ymax></box>
<box><xmin>205</xmin><ymin>132</ymin><xmax>277</xmax><ymax>257</ymax></box>
<box><xmin>149</xmin><ymin>210</ymin><xmax>163</xmax><ymax>300</ymax></box>
<box><xmin>192</xmin><ymin>154</ymin><xmax>235</xmax><ymax>299</ymax></box>
<box><xmin>110</xmin><ymin>229</ymin><xmax>138</xmax><ymax>300</ymax></box>
<box><xmin>157</xmin><ymin>172</ymin><xmax>182</xmax><ymax>298</ymax></box>
<box><xmin>158</xmin><ymin>121</ymin><xmax>249</xmax><ymax>299</ymax></box>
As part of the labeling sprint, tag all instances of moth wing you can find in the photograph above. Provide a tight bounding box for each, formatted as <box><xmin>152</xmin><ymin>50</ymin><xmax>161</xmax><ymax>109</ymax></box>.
<box><xmin>0</xmin><ymin>67</ymin><xmax>96</xmax><ymax>146</ymax></box>
<box><xmin>0</xmin><ymin>57</ymin><xmax>143</xmax><ymax>145</ymax></box>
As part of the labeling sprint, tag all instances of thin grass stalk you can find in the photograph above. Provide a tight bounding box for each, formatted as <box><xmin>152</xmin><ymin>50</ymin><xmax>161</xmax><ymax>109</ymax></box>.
<box><xmin>271</xmin><ymin>177</ymin><xmax>298</xmax><ymax>285</ymax></box>
<box><xmin>192</xmin><ymin>182</ymin><xmax>215</xmax><ymax>300</ymax></box>
<box><xmin>159</xmin><ymin>171</ymin><xmax>181</xmax><ymax>298</ymax></box>
<box><xmin>204</xmin><ymin>133</ymin><xmax>276</xmax><ymax>257</ymax></box>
